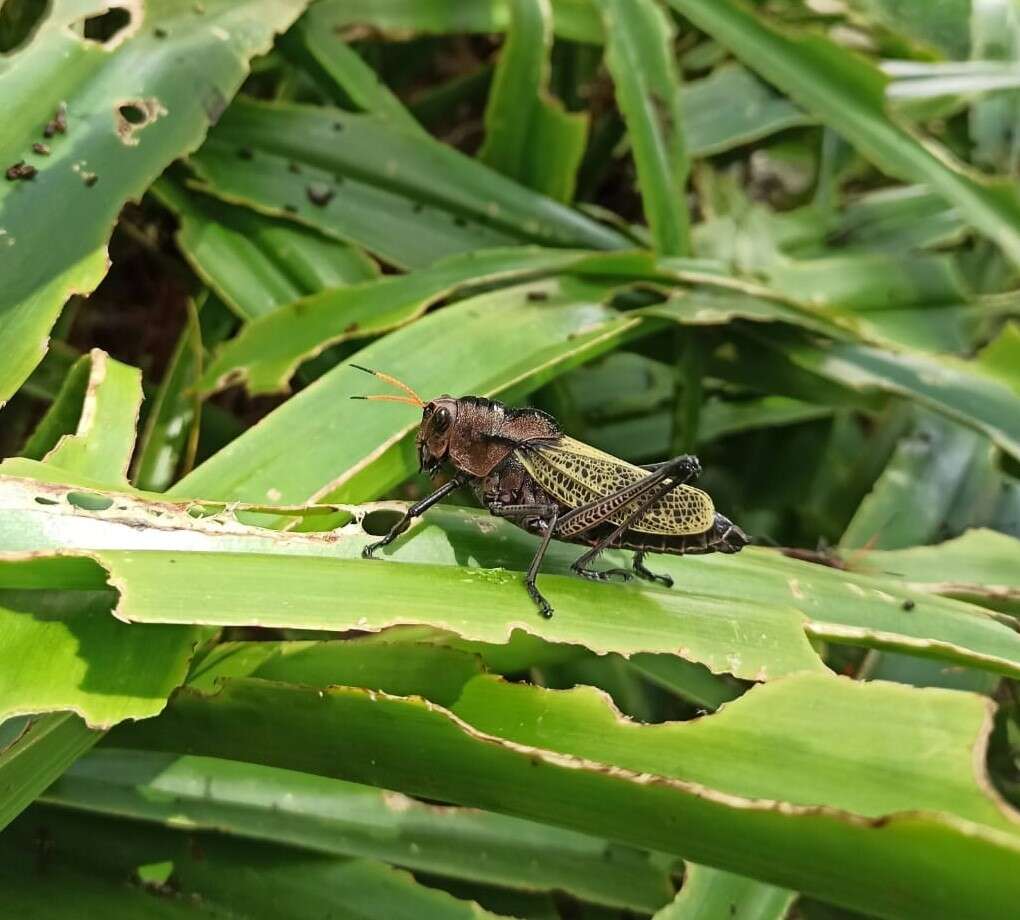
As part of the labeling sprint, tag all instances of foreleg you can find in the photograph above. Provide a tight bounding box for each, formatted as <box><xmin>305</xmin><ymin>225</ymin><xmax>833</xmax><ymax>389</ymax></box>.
<box><xmin>362</xmin><ymin>477</ymin><xmax>465</xmax><ymax>559</ymax></box>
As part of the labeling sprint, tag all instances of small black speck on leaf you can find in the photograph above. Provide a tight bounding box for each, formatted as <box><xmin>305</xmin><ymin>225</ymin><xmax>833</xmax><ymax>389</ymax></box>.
<box><xmin>453</xmin><ymin>216</ymin><xmax>467</xmax><ymax>227</ymax></box>
<box><xmin>5</xmin><ymin>161</ymin><xmax>37</xmax><ymax>181</ymax></box>
<box><xmin>237</xmin><ymin>146</ymin><xmax>253</xmax><ymax>160</ymax></box>
<box><xmin>83</xmin><ymin>172</ymin><xmax>98</xmax><ymax>187</ymax></box>
<box><xmin>32</xmin><ymin>143</ymin><xmax>50</xmax><ymax>156</ymax></box>
<box><xmin>344</xmin><ymin>322</ymin><xmax>359</xmax><ymax>333</ymax></box>
<box><xmin>526</xmin><ymin>291</ymin><xmax>548</xmax><ymax>302</ymax></box>
<box><xmin>306</xmin><ymin>183</ymin><xmax>334</xmax><ymax>207</ymax></box>
<box><xmin>902</xmin><ymin>599</ymin><xmax>915</xmax><ymax>611</ymax></box>
<box><xmin>288</xmin><ymin>161</ymin><xmax>301</xmax><ymax>174</ymax></box>
<box><xmin>333</xmin><ymin>121</ymin><xmax>344</xmax><ymax>132</ymax></box>
<box><xmin>154</xmin><ymin>27</ymin><xmax>168</xmax><ymax>38</ymax></box>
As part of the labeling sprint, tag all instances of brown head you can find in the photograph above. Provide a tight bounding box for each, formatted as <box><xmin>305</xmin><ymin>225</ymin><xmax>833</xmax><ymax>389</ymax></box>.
<box><xmin>350</xmin><ymin>367</ymin><xmax>518</xmax><ymax>480</ymax></box>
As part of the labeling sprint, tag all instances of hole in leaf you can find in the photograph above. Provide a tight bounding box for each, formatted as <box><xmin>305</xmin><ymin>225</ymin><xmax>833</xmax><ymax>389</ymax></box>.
<box><xmin>66</xmin><ymin>491</ymin><xmax>114</xmax><ymax>512</ymax></box>
<box><xmin>80</xmin><ymin>6</ymin><xmax>130</xmax><ymax>44</ymax></box>
<box><xmin>114</xmin><ymin>97</ymin><xmax>166</xmax><ymax>145</ymax></box>
<box><xmin>136</xmin><ymin>860</ymin><xmax>174</xmax><ymax>887</ymax></box>
<box><xmin>118</xmin><ymin>103</ymin><xmax>146</xmax><ymax>125</ymax></box>
<box><xmin>0</xmin><ymin>0</ymin><xmax>50</xmax><ymax>54</ymax></box>
<box><xmin>361</xmin><ymin>509</ymin><xmax>403</xmax><ymax>537</ymax></box>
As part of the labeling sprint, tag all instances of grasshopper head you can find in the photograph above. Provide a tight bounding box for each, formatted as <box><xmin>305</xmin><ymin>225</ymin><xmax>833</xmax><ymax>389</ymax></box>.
<box><xmin>417</xmin><ymin>396</ymin><xmax>458</xmax><ymax>476</ymax></box>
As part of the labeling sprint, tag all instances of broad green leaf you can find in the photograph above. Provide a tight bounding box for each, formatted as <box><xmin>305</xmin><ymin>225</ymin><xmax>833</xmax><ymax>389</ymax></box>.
<box><xmin>175</xmin><ymin>277</ymin><xmax>643</xmax><ymax>504</ymax></box>
<box><xmin>851</xmin><ymin>529</ymin><xmax>1020</xmax><ymax>618</ymax></box>
<box><xmin>132</xmin><ymin>296</ymin><xmax>237</xmax><ymax>493</ymax></box>
<box><xmin>0</xmin><ymin>713</ymin><xmax>99</xmax><ymax>832</ymax></box>
<box><xmin>452</xmin><ymin>672</ymin><xmax>1016</xmax><ymax>832</ymax></box>
<box><xmin>0</xmin><ymin>583</ymin><xmax>197</xmax><ymax>729</ymax></box>
<box><xmin>823</xmin><ymin>185</ymin><xmax>967</xmax><ymax>254</ymax></box>
<box><xmin>684</xmin><ymin>64</ymin><xmax>813</xmax><ymax>158</ymax></box>
<box><xmin>766</xmin><ymin>325</ymin><xmax>1020</xmax><ymax>462</ymax></box>
<box><xmin>0</xmin><ymin>363</ymin><xmax>201</xmax><ymax>741</ymax></box>
<box><xmin>187</xmin><ymin>97</ymin><xmax>625</xmax><ymax>269</ymax></box>
<box><xmin>313</xmin><ymin>0</ymin><xmax>603</xmax><ymax>43</ymax></box>
<box><xmin>479</xmin><ymin>0</ymin><xmax>588</xmax><ymax>202</ymax></box>
<box><xmin>186</xmin><ymin>639</ymin><xmax>1020</xmax><ymax>837</ymax></box>
<box><xmin>0</xmin><ymin>0</ymin><xmax>311</xmax><ymax>405</ymax></box>
<box><xmin>846</xmin><ymin>0</ymin><xmax>970</xmax><ymax>58</ymax></box>
<box><xmin>4</xmin><ymin>806</ymin><xmax>509</xmax><ymax>920</ymax></box>
<box><xmin>22</xmin><ymin>349</ymin><xmax>143</xmax><ymax>487</ymax></box>
<box><xmin>841</xmin><ymin>412</ymin><xmax>1004</xmax><ymax>550</ymax></box>
<box><xmin>0</xmin><ymin>250</ymin><xmax>107</xmax><ymax>409</ymax></box>
<box><xmin>43</xmin><ymin>748</ymin><xmax>674</xmax><ymax>912</ymax></box>
<box><xmin>5</xmin><ymin>475</ymin><xmax>1020</xmax><ymax>679</ymax></box>
<box><xmin>113</xmin><ymin>677</ymin><xmax>1020</xmax><ymax>920</ymax></box>
<box><xmin>197</xmin><ymin>248</ymin><xmax>601</xmax><ymax>396</ymax></box>
<box><xmin>282</xmin><ymin>9</ymin><xmax>424</xmax><ymax>133</ymax></box>
<box><xmin>655</xmin><ymin>864</ymin><xmax>795</xmax><ymax>919</ymax></box>
<box><xmin>643</xmin><ymin>287</ymin><xmax>856</xmax><ymax>341</ymax></box>
<box><xmin>596</xmin><ymin>0</ymin><xmax>689</xmax><ymax>254</ymax></box>
<box><xmin>11</xmin><ymin>550</ymin><xmax>821</xmax><ymax>683</ymax></box>
<box><xmin>668</xmin><ymin>0</ymin><xmax>1020</xmax><ymax>270</ymax></box>
<box><xmin>152</xmin><ymin>179</ymin><xmax>377</xmax><ymax>321</ymax></box>
<box><xmin>969</xmin><ymin>0</ymin><xmax>1020</xmax><ymax>172</ymax></box>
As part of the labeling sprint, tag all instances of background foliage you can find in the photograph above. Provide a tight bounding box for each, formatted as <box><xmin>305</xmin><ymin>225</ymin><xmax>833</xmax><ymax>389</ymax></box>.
<box><xmin>2</xmin><ymin>1</ymin><xmax>1020</xmax><ymax>918</ymax></box>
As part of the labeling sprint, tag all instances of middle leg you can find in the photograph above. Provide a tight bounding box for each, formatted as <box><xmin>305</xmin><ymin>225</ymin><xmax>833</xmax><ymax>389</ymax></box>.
<box><xmin>490</xmin><ymin>501</ymin><xmax>560</xmax><ymax>618</ymax></box>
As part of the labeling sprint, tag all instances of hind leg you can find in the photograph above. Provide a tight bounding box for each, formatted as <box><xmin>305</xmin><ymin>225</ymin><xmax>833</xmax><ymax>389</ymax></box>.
<box><xmin>569</xmin><ymin>545</ymin><xmax>633</xmax><ymax>583</ymax></box>
<box><xmin>632</xmin><ymin>550</ymin><xmax>674</xmax><ymax>588</ymax></box>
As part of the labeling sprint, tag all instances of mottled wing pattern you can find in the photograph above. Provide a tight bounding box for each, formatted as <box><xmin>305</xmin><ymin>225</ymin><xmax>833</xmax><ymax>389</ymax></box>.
<box><xmin>516</xmin><ymin>437</ymin><xmax>714</xmax><ymax>535</ymax></box>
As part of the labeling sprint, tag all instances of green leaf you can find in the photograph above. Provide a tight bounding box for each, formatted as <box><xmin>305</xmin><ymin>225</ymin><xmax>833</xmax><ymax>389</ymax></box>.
<box><xmin>453</xmin><ymin>672</ymin><xmax>1016</xmax><ymax>831</ymax></box>
<box><xmin>0</xmin><ymin>713</ymin><xmax>99</xmax><ymax>832</ymax></box>
<box><xmin>152</xmin><ymin>179</ymin><xmax>377</xmax><ymax>321</ymax></box>
<box><xmin>850</xmin><ymin>529</ymin><xmax>1020</xmax><ymax>618</ymax></box>
<box><xmin>0</xmin><ymin>0</ymin><xmax>311</xmax><ymax>405</ymax></box>
<box><xmin>841</xmin><ymin>412</ymin><xmax>1004</xmax><ymax>550</ymax></box>
<box><xmin>5</xmin><ymin>475</ymin><xmax>1020</xmax><ymax>680</ymax></box>
<box><xmin>596</xmin><ymin>0</ymin><xmax>689</xmax><ymax>254</ymax></box>
<box><xmin>654</xmin><ymin>864</ymin><xmax>795</xmax><ymax>919</ymax></box>
<box><xmin>4</xmin><ymin>806</ymin><xmax>510</xmax><ymax>920</ymax></box>
<box><xmin>969</xmin><ymin>0</ymin><xmax>1020</xmax><ymax>173</ymax></box>
<box><xmin>43</xmin><ymin>748</ymin><xmax>674</xmax><ymax>912</ymax></box>
<box><xmin>684</xmin><ymin>64</ymin><xmax>813</xmax><ymax>158</ymax></box>
<box><xmin>283</xmin><ymin>8</ymin><xmax>424</xmax><ymax>133</ymax></box>
<box><xmin>132</xmin><ymin>296</ymin><xmax>236</xmax><ymax>493</ymax></box>
<box><xmin>22</xmin><ymin>349</ymin><xmax>143</xmax><ymax>487</ymax></box>
<box><xmin>0</xmin><ymin>581</ymin><xmax>198</xmax><ymax>729</ymax></box>
<box><xmin>113</xmin><ymin>676</ymin><xmax>1020</xmax><ymax>920</ymax></box>
<box><xmin>174</xmin><ymin>277</ymin><xmax>642</xmax><ymax>503</ymax></box>
<box><xmin>478</xmin><ymin>0</ymin><xmax>588</xmax><ymax>202</ymax></box>
<box><xmin>311</xmin><ymin>0</ymin><xmax>604</xmax><ymax>44</ymax></box>
<box><xmin>766</xmin><ymin>326</ymin><xmax>1020</xmax><ymax>462</ymax></box>
<box><xmin>668</xmin><ymin>0</ymin><xmax>1020</xmax><ymax>270</ymax></box>
<box><xmin>187</xmin><ymin>97</ymin><xmax>625</xmax><ymax>269</ymax></box>
<box><xmin>197</xmin><ymin>248</ymin><xmax>601</xmax><ymax>396</ymax></box>
<box><xmin>846</xmin><ymin>0</ymin><xmax>970</xmax><ymax>58</ymax></box>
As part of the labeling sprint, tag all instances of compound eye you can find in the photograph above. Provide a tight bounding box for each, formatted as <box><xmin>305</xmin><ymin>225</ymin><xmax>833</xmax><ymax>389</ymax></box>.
<box><xmin>433</xmin><ymin>406</ymin><xmax>451</xmax><ymax>433</ymax></box>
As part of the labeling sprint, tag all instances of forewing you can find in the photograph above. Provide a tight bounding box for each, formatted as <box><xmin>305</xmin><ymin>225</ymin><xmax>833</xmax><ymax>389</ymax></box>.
<box><xmin>517</xmin><ymin>437</ymin><xmax>714</xmax><ymax>535</ymax></box>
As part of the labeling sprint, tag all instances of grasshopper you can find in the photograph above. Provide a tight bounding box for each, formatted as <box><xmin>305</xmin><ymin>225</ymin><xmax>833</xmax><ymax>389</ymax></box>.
<box><xmin>353</xmin><ymin>367</ymin><xmax>748</xmax><ymax>618</ymax></box>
